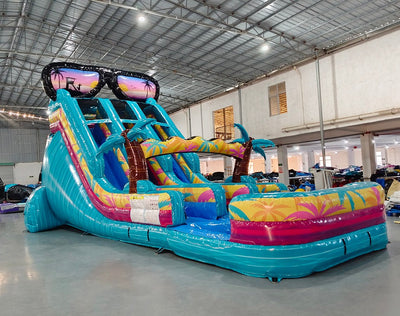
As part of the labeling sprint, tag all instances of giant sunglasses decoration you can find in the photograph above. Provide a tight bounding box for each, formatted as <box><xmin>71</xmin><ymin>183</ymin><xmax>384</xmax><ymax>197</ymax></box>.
<box><xmin>42</xmin><ymin>62</ymin><xmax>160</xmax><ymax>102</ymax></box>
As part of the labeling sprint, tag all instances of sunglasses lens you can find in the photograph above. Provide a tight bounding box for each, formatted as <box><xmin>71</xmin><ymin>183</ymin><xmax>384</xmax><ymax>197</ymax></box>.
<box><xmin>50</xmin><ymin>68</ymin><xmax>100</xmax><ymax>96</ymax></box>
<box><xmin>117</xmin><ymin>75</ymin><xmax>157</xmax><ymax>100</ymax></box>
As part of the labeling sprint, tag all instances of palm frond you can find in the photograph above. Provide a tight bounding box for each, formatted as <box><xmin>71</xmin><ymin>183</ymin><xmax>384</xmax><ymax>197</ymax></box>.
<box><xmin>126</xmin><ymin>118</ymin><xmax>154</xmax><ymax>141</ymax></box>
<box><xmin>96</xmin><ymin>134</ymin><xmax>124</xmax><ymax>157</ymax></box>
<box><xmin>233</xmin><ymin>123</ymin><xmax>249</xmax><ymax>143</ymax></box>
<box><xmin>252</xmin><ymin>139</ymin><xmax>275</xmax><ymax>148</ymax></box>
<box><xmin>135</xmin><ymin>118</ymin><xmax>155</xmax><ymax>130</ymax></box>
<box><xmin>253</xmin><ymin>146</ymin><xmax>266</xmax><ymax>159</ymax></box>
<box><xmin>127</xmin><ymin>130</ymin><xmax>148</xmax><ymax>141</ymax></box>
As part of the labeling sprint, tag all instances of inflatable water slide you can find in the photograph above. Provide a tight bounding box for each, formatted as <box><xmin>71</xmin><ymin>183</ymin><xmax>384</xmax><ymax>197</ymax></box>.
<box><xmin>25</xmin><ymin>63</ymin><xmax>388</xmax><ymax>281</ymax></box>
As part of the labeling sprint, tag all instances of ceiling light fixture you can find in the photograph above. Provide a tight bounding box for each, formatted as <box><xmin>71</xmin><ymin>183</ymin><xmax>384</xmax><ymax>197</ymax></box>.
<box><xmin>137</xmin><ymin>14</ymin><xmax>146</xmax><ymax>24</ymax></box>
<box><xmin>260</xmin><ymin>42</ymin><xmax>270</xmax><ymax>52</ymax></box>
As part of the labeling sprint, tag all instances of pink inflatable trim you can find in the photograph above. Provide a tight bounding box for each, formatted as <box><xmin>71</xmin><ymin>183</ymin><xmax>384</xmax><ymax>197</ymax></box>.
<box><xmin>230</xmin><ymin>205</ymin><xmax>385</xmax><ymax>246</ymax></box>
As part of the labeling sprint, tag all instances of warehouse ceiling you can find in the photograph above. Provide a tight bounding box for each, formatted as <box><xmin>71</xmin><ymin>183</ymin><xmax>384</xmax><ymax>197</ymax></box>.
<box><xmin>1</xmin><ymin>0</ymin><xmax>400</xmax><ymax>127</ymax></box>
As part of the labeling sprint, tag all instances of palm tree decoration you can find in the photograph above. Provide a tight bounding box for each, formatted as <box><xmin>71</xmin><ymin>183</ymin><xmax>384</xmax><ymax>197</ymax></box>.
<box><xmin>143</xmin><ymin>80</ymin><xmax>153</xmax><ymax>98</ymax></box>
<box><xmin>198</xmin><ymin>139</ymin><xmax>216</xmax><ymax>151</ymax></box>
<box><xmin>96</xmin><ymin>118</ymin><xmax>154</xmax><ymax>193</ymax></box>
<box><xmin>230</xmin><ymin>123</ymin><xmax>275</xmax><ymax>183</ymax></box>
<box><xmin>141</xmin><ymin>138</ymin><xmax>167</xmax><ymax>156</ymax></box>
<box><xmin>51</xmin><ymin>68</ymin><xmax>65</xmax><ymax>89</ymax></box>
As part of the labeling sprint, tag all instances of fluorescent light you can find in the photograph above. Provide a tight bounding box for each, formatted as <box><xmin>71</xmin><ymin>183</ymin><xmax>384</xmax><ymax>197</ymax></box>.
<box><xmin>1</xmin><ymin>109</ymin><xmax>46</xmax><ymax>121</ymax></box>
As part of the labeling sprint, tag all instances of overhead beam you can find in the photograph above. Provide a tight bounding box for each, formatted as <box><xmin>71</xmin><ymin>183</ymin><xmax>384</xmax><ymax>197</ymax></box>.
<box><xmin>0</xmin><ymin>104</ymin><xmax>47</xmax><ymax>110</ymax></box>
<box><xmin>90</xmin><ymin>0</ymin><xmax>271</xmax><ymax>42</ymax></box>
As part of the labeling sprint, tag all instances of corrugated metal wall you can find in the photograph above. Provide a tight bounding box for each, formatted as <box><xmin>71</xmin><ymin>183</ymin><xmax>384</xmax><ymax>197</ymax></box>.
<box><xmin>0</xmin><ymin>127</ymin><xmax>49</xmax><ymax>183</ymax></box>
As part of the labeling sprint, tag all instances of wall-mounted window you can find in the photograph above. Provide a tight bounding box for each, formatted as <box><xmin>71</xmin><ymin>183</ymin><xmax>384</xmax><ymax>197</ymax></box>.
<box><xmin>213</xmin><ymin>106</ymin><xmax>234</xmax><ymax>140</ymax></box>
<box><xmin>268</xmin><ymin>82</ymin><xmax>287</xmax><ymax>116</ymax></box>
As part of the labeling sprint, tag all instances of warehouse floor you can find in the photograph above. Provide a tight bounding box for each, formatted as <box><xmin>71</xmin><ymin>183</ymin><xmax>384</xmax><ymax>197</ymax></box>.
<box><xmin>1</xmin><ymin>212</ymin><xmax>399</xmax><ymax>316</ymax></box>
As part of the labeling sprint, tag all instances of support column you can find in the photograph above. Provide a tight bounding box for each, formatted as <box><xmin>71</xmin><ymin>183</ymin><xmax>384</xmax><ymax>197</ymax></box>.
<box><xmin>238</xmin><ymin>87</ymin><xmax>243</xmax><ymax>125</ymax></box>
<box><xmin>384</xmin><ymin>147</ymin><xmax>389</xmax><ymax>165</ymax></box>
<box><xmin>277</xmin><ymin>145</ymin><xmax>289</xmax><ymax>186</ymax></box>
<box><xmin>36</xmin><ymin>128</ymin><xmax>41</xmax><ymax>161</ymax></box>
<box><xmin>306</xmin><ymin>150</ymin><xmax>315</xmax><ymax>171</ymax></box>
<box><xmin>360</xmin><ymin>133</ymin><xmax>376</xmax><ymax>180</ymax></box>
<box><xmin>264</xmin><ymin>155</ymin><xmax>271</xmax><ymax>173</ymax></box>
<box><xmin>301</xmin><ymin>152</ymin><xmax>307</xmax><ymax>172</ymax></box>
<box><xmin>315</xmin><ymin>53</ymin><xmax>327</xmax><ymax>171</ymax></box>
<box><xmin>200</xmin><ymin>103</ymin><xmax>204</xmax><ymax>138</ymax></box>
<box><xmin>348</xmin><ymin>148</ymin><xmax>355</xmax><ymax>166</ymax></box>
<box><xmin>187</xmin><ymin>107</ymin><xmax>192</xmax><ymax>137</ymax></box>
<box><xmin>224</xmin><ymin>156</ymin><xmax>233</xmax><ymax>178</ymax></box>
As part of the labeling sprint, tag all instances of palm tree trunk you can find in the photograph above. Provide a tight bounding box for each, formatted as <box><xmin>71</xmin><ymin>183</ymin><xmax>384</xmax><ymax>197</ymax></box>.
<box><xmin>232</xmin><ymin>139</ymin><xmax>253</xmax><ymax>183</ymax></box>
<box><xmin>121</xmin><ymin>130</ymin><xmax>148</xmax><ymax>194</ymax></box>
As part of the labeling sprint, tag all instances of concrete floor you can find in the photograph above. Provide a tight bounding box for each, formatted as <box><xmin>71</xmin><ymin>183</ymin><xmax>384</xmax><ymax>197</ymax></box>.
<box><xmin>0</xmin><ymin>213</ymin><xmax>399</xmax><ymax>316</ymax></box>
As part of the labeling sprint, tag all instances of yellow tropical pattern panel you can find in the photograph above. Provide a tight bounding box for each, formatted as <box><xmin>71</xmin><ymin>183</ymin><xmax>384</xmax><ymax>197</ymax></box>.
<box><xmin>229</xmin><ymin>184</ymin><xmax>384</xmax><ymax>222</ymax></box>
<box><xmin>140</xmin><ymin>136</ymin><xmax>245</xmax><ymax>159</ymax></box>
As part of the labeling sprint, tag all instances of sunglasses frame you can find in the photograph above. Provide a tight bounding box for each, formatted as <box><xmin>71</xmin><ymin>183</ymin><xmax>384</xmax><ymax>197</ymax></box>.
<box><xmin>42</xmin><ymin>62</ymin><xmax>160</xmax><ymax>101</ymax></box>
